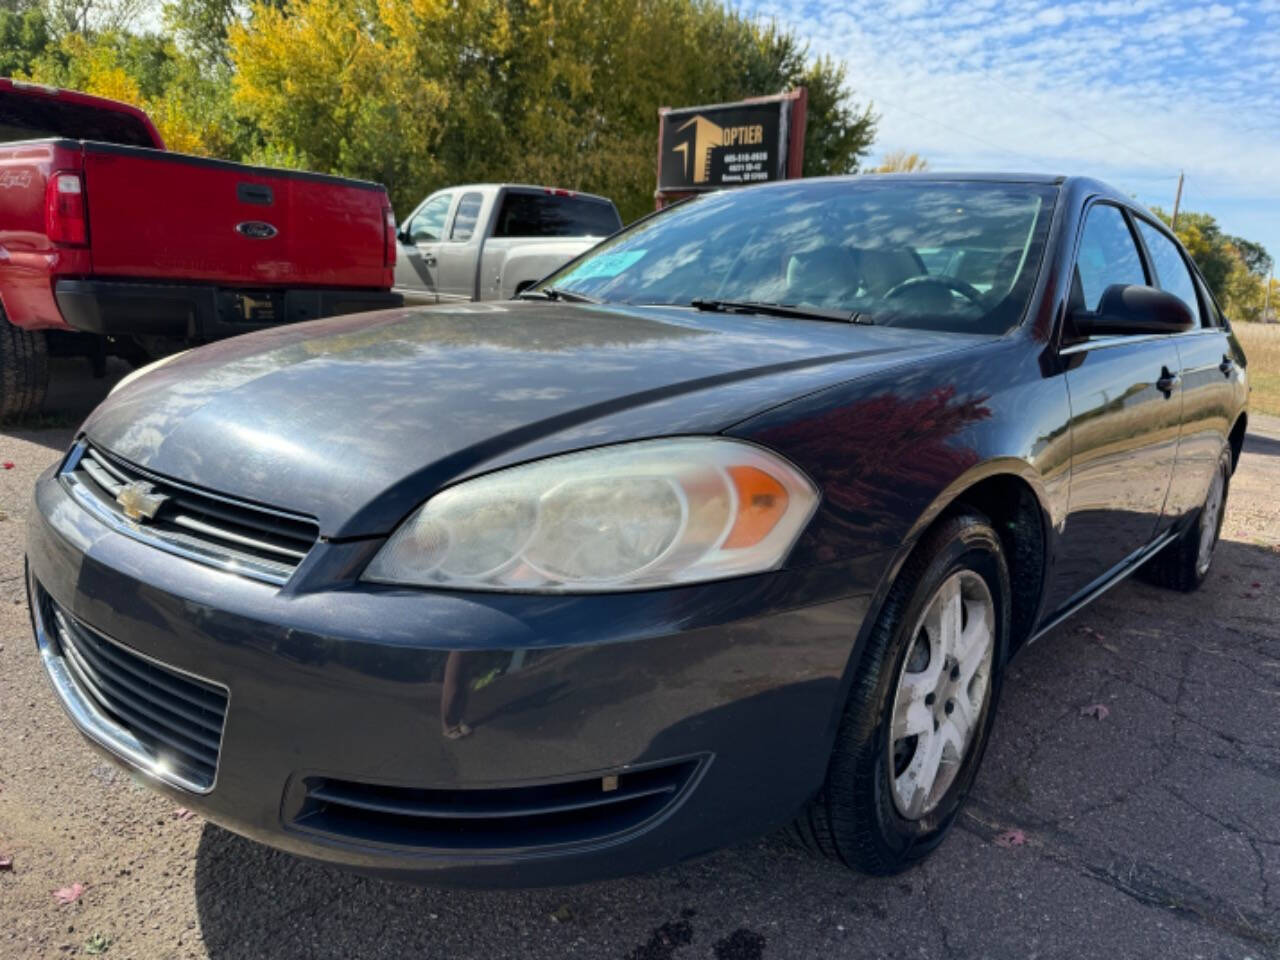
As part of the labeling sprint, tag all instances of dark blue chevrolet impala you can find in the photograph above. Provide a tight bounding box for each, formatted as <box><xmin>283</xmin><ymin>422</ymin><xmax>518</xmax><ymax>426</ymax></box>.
<box><xmin>26</xmin><ymin>174</ymin><xmax>1248</xmax><ymax>884</ymax></box>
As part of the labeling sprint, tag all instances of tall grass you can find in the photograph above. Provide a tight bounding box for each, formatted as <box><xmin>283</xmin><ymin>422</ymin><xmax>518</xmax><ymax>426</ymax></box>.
<box><xmin>1235</xmin><ymin>322</ymin><xmax>1280</xmax><ymax>418</ymax></box>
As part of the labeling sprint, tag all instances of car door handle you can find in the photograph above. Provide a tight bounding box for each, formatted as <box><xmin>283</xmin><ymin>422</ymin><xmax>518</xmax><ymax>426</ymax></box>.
<box><xmin>1219</xmin><ymin>355</ymin><xmax>1235</xmax><ymax>376</ymax></box>
<box><xmin>1156</xmin><ymin>367</ymin><xmax>1180</xmax><ymax>396</ymax></box>
<box><xmin>422</xmin><ymin>253</ymin><xmax>437</xmax><ymax>266</ymax></box>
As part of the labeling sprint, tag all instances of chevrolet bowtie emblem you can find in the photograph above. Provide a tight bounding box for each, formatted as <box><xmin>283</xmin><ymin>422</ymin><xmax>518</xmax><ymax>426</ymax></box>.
<box><xmin>115</xmin><ymin>480</ymin><xmax>167</xmax><ymax>522</ymax></box>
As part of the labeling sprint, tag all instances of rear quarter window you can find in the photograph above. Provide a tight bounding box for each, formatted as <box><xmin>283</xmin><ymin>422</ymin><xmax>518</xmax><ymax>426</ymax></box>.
<box><xmin>494</xmin><ymin>193</ymin><xmax>621</xmax><ymax>238</ymax></box>
<box><xmin>0</xmin><ymin>92</ymin><xmax>155</xmax><ymax>147</ymax></box>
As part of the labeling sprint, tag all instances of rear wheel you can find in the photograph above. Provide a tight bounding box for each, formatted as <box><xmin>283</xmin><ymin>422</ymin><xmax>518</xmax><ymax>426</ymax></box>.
<box><xmin>0</xmin><ymin>306</ymin><xmax>50</xmax><ymax>420</ymax></box>
<box><xmin>1139</xmin><ymin>447</ymin><xmax>1232</xmax><ymax>592</ymax></box>
<box><xmin>796</xmin><ymin>512</ymin><xmax>1010</xmax><ymax>874</ymax></box>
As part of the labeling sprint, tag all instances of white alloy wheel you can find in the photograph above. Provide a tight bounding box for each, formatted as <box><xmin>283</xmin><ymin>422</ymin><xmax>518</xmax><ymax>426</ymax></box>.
<box><xmin>889</xmin><ymin>570</ymin><xmax>995</xmax><ymax>820</ymax></box>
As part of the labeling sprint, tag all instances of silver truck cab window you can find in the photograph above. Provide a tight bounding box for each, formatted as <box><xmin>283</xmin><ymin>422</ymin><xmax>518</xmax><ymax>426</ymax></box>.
<box><xmin>450</xmin><ymin>192</ymin><xmax>485</xmax><ymax>242</ymax></box>
<box><xmin>408</xmin><ymin>193</ymin><xmax>452</xmax><ymax>243</ymax></box>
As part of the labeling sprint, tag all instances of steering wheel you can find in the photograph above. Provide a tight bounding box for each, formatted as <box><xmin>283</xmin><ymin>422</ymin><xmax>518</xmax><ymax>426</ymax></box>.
<box><xmin>884</xmin><ymin>275</ymin><xmax>985</xmax><ymax>306</ymax></box>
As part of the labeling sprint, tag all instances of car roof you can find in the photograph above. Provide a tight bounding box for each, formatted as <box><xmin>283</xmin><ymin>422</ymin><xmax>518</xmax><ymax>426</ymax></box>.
<box><xmin>717</xmin><ymin>171</ymin><xmax>1137</xmax><ymax>210</ymax></box>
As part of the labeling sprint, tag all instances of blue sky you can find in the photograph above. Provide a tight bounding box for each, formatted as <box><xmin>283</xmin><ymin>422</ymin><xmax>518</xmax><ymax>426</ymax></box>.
<box><xmin>742</xmin><ymin>0</ymin><xmax>1280</xmax><ymax>268</ymax></box>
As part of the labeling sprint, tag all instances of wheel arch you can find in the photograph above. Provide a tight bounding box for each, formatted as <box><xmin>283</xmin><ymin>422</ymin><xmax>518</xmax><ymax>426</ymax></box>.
<box><xmin>859</xmin><ymin>460</ymin><xmax>1052</xmax><ymax>672</ymax></box>
<box><xmin>1228</xmin><ymin>412</ymin><xmax>1247</xmax><ymax>472</ymax></box>
<box><xmin>814</xmin><ymin>460</ymin><xmax>1052</xmax><ymax>817</ymax></box>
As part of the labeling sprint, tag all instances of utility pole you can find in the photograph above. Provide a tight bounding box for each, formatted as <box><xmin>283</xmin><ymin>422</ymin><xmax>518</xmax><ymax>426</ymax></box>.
<box><xmin>1265</xmin><ymin>260</ymin><xmax>1273</xmax><ymax>322</ymax></box>
<box><xmin>1170</xmin><ymin>171</ymin><xmax>1184</xmax><ymax>231</ymax></box>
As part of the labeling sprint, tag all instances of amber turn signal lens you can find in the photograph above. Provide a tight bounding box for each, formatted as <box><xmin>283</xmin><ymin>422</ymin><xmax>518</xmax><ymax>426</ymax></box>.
<box><xmin>724</xmin><ymin>465</ymin><xmax>789</xmax><ymax>549</ymax></box>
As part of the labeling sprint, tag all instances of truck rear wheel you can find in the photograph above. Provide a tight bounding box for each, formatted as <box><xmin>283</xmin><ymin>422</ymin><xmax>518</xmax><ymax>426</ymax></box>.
<box><xmin>0</xmin><ymin>307</ymin><xmax>50</xmax><ymax>420</ymax></box>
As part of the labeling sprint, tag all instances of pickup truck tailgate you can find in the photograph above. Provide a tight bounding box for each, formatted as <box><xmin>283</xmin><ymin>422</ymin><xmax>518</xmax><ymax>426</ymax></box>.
<box><xmin>81</xmin><ymin>144</ymin><xmax>389</xmax><ymax>289</ymax></box>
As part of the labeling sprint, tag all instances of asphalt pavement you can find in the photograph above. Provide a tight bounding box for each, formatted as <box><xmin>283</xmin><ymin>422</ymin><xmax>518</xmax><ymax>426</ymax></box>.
<box><xmin>0</xmin><ymin>361</ymin><xmax>1277</xmax><ymax>960</ymax></box>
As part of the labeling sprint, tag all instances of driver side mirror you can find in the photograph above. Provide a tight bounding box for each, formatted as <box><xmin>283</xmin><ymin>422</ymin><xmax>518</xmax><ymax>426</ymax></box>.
<box><xmin>396</xmin><ymin>228</ymin><xmax>414</xmax><ymax>245</ymax></box>
<box><xmin>1071</xmin><ymin>283</ymin><xmax>1195</xmax><ymax>338</ymax></box>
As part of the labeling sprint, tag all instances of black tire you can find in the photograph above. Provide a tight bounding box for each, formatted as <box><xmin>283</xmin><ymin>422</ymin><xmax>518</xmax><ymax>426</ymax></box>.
<box><xmin>0</xmin><ymin>305</ymin><xmax>50</xmax><ymax>420</ymax></box>
<box><xmin>795</xmin><ymin>511</ymin><xmax>1011</xmax><ymax>874</ymax></box>
<box><xmin>1138</xmin><ymin>447</ymin><xmax>1232</xmax><ymax>592</ymax></box>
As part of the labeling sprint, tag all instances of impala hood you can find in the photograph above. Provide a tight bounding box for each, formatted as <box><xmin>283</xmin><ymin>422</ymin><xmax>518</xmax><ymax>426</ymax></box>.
<box><xmin>84</xmin><ymin>301</ymin><xmax>982</xmax><ymax>536</ymax></box>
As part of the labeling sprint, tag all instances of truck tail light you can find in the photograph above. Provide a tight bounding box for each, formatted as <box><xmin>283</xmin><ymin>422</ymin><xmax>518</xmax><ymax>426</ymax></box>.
<box><xmin>45</xmin><ymin>171</ymin><xmax>88</xmax><ymax>246</ymax></box>
<box><xmin>383</xmin><ymin>205</ymin><xmax>397</xmax><ymax>267</ymax></box>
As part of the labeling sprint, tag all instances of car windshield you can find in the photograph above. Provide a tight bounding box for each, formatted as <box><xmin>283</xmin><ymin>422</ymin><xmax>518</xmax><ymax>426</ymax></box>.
<box><xmin>539</xmin><ymin>179</ymin><xmax>1059</xmax><ymax>334</ymax></box>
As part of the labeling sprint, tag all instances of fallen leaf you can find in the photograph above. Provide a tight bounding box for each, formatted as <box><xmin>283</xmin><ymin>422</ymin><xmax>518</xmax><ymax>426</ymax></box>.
<box><xmin>53</xmin><ymin>882</ymin><xmax>87</xmax><ymax>905</ymax></box>
<box><xmin>994</xmin><ymin>829</ymin><xmax>1026</xmax><ymax>848</ymax></box>
<box><xmin>0</xmin><ymin>855</ymin><xmax>12</xmax><ymax>871</ymax></box>
<box><xmin>1</xmin><ymin>461</ymin><xmax>13</xmax><ymax>470</ymax></box>
<box><xmin>85</xmin><ymin>932</ymin><xmax>111</xmax><ymax>955</ymax></box>
<box><xmin>1080</xmin><ymin>703</ymin><xmax>1111</xmax><ymax>720</ymax></box>
<box><xmin>550</xmin><ymin>904</ymin><xmax>573</xmax><ymax>924</ymax></box>
<box><xmin>1251</xmin><ymin>581</ymin><xmax>1262</xmax><ymax>589</ymax></box>
<box><xmin>173</xmin><ymin>807</ymin><xmax>195</xmax><ymax>821</ymax></box>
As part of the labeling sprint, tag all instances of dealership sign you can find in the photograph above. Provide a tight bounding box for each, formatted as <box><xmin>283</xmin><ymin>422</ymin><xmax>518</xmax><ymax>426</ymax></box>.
<box><xmin>655</xmin><ymin>90</ymin><xmax>807</xmax><ymax>204</ymax></box>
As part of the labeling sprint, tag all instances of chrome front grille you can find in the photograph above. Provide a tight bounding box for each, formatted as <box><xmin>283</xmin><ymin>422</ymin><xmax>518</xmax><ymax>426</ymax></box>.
<box><xmin>62</xmin><ymin>441</ymin><xmax>319</xmax><ymax>585</ymax></box>
<box><xmin>35</xmin><ymin>584</ymin><xmax>229</xmax><ymax>793</ymax></box>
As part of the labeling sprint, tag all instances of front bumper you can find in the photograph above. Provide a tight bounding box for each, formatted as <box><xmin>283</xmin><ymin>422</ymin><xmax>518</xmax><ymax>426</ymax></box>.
<box><xmin>27</xmin><ymin>462</ymin><xmax>879</xmax><ymax>886</ymax></box>
<box><xmin>54</xmin><ymin>279</ymin><xmax>403</xmax><ymax>341</ymax></box>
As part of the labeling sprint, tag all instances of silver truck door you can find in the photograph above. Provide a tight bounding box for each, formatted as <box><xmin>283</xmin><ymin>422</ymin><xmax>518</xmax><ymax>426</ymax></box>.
<box><xmin>394</xmin><ymin>191</ymin><xmax>454</xmax><ymax>300</ymax></box>
<box><xmin>435</xmin><ymin>189</ymin><xmax>489</xmax><ymax>300</ymax></box>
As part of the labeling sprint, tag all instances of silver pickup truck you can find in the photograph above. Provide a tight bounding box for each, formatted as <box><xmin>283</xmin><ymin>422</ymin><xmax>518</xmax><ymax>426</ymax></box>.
<box><xmin>393</xmin><ymin>184</ymin><xmax>622</xmax><ymax>303</ymax></box>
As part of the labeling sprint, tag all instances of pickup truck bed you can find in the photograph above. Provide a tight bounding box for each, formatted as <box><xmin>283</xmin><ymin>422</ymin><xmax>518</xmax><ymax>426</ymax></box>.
<box><xmin>3</xmin><ymin>138</ymin><xmax>399</xmax><ymax>336</ymax></box>
<box><xmin>0</xmin><ymin>78</ymin><xmax>401</xmax><ymax>417</ymax></box>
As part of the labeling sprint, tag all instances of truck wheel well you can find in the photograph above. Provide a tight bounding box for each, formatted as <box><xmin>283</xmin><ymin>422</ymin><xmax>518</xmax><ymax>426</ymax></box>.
<box><xmin>940</xmin><ymin>475</ymin><xmax>1047</xmax><ymax>655</ymax></box>
<box><xmin>1229</xmin><ymin>414</ymin><xmax>1247</xmax><ymax>471</ymax></box>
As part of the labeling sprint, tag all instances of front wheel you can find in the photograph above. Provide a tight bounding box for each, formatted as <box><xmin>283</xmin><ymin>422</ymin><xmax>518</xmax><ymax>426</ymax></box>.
<box><xmin>796</xmin><ymin>511</ymin><xmax>1010</xmax><ymax>874</ymax></box>
<box><xmin>0</xmin><ymin>307</ymin><xmax>50</xmax><ymax>420</ymax></box>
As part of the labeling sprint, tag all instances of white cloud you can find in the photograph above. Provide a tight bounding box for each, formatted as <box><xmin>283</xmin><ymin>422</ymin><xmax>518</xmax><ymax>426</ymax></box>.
<box><xmin>742</xmin><ymin>0</ymin><xmax>1280</xmax><ymax>250</ymax></box>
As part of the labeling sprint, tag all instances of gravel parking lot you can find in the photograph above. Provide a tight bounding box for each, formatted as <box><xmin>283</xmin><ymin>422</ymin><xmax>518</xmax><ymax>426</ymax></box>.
<box><xmin>2</xmin><ymin>366</ymin><xmax>1278</xmax><ymax>960</ymax></box>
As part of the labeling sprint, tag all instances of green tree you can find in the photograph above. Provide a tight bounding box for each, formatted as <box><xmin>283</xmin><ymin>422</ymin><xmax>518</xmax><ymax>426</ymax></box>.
<box><xmin>1151</xmin><ymin>206</ymin><xmax>1275</xmax><ymax>321</ymax></box>
<box><xmin>229</xmin><ymin>0</ymin><xmax>451</xmax><ymax>211</ymax></box>
<box><xmin>1151</xmin><ymin>207</ymin><xmax>1235</xmax><ymax>302</ymax></box>
<box><xmin>1226</xmin><ymin>236</ymin><xmax>1271</xmax><ymax>278</ymax></box>
<box><xmin>24</xmin><ymin>27</ymin><xmax>242</xmax><ymax>156</ymax></box>
<box><xmin>0</xmin><ymin>6</ymin><xmax>52</xmax><ymax>75</ymax></box>
<box><xmin>227</xmin><ymin>0</ymin><xmax>879</xmax><ymax>221</ymax></box>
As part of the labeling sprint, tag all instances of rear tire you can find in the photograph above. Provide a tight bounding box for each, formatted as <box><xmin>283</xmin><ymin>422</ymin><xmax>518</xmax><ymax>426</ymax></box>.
<box><xmin>1139</xmin><ymin>447</ymin><xmax>1232</xmax><ymax>592</ymax></box>
<box><xmin>0</xmin><ymin>306</ymin><xmax>50</xmax><ymax>420</ymax></box>
<box><xmin>796</xmin><ymin>511</ymin><xmax>1011</xmax><ymax>874</ymax></box>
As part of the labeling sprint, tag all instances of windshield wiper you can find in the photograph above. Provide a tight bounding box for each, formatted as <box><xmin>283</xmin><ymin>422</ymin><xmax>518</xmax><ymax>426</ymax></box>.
<box><xmin>515</xmin><ymin>286</ymin><xmax>600</xmax><ymax>304</ymax></box>
<box><xmin>689</xmin><ymin>298</ymin><xmax>873</xmax><ymax>324</ymax></box>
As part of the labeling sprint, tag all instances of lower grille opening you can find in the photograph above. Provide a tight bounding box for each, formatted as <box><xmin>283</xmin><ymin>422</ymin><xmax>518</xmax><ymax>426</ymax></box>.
<box><xmin>37</xmin><ymin>586</ymin><xmax>228</xmax><ymax>792</ymax></box>
<box><xmin>290</xmin><ymin>758</ymin><xmax>702</xmax><ymax>852</ymax></box>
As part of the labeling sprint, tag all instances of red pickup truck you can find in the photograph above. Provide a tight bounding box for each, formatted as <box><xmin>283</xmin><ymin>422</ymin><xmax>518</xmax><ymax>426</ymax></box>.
<box><xmin>0</xmin><ymin>78</ymin><xmax>401</xmax><ymax>417</ymax></box>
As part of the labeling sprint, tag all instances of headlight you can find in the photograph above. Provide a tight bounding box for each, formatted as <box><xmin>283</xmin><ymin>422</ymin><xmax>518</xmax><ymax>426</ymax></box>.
<box><xmin>363</xmin><ymin>438</ymin><xmax>819</xmax><ymax>592</ymax></box>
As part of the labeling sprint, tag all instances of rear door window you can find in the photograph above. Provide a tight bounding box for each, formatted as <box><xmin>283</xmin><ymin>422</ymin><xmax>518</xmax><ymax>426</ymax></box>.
<box><xmin>450</xmin><ymin>192</ymin><xmax>485</xmax><ymax>241</ymax></box>
<box><xmin>494</xmin><ymin>193</ymin><xmax>621</xmax><ymax>238</ymax></box>
<box><xmin>1074</xmin><ymin>204</ymin><xmax>1147</xmax><ymax>311</ymax></box>
<box><xmin>1134</xmin><ymin>219</ymin><xmax>1203</xmax><ymax>324</ymax></box>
